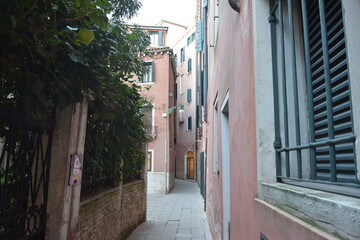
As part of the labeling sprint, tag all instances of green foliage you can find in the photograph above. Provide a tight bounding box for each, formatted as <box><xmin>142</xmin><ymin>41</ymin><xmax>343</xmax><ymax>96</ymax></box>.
<box><xmin>0</xmin><ymin>0</ymin><xmax>146</xmax><ymax>117</ymax></box>
<box><xmin>0</xmin><ymin>0</ymin><xmax>150</xmax><ymax>187</ymax></box>
<box><xmin>82</xmin><ymin>22</ymin><xmax>149</xmax><ymax>185</ymax></box>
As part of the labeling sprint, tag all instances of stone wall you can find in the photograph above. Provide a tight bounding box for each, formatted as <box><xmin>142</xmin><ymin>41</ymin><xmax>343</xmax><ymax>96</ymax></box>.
<box><xmin>76</xmin><ymin>180</ymin><xmax>146</xmax><ymax>240</ymax></box>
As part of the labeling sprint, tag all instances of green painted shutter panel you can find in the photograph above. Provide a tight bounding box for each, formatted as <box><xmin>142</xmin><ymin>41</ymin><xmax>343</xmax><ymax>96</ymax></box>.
<box><xmin>188</xmin><ymin>58</ymin><xmax>192</xmax><ymax>72</ymax></box>
<box><xmin>197</xmin><ymin>20</ymin><xmax>203</xmax><ymax>52</ymax></box>
<box><xmin>158</xmin><ymin>31</ymin><xmax>163</xmax><ymax>45</ymax></box>
<box><xmin>187</xmin><ymin>89</ymin><xmax>192</xmax><ymax>102</ymax></box>
<box><xmin>306</xmin><ymin>0</ymin><xmax>356</xmax><ymax>183</ymax></box>
<box><xmin>183</xmin><ymin>48</ymin><xmax>185</xmax><ymax>62</ymax></box>
<box><xmin>151</xmin><ymin>61</ymin><xmax>155</xmax><ymax>82</ymax></box>
<box><xmin>203</xmin><ymin>0</ymin><xmax>208</xmax><ymax>8</ymax></box>
<box><xmin>181</xmin><ymin>48</ymin><xmax>185</xmax><ymax>63</ymax></box>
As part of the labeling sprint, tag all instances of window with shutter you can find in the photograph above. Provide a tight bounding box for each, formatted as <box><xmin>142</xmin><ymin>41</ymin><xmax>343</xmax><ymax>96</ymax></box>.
<box><xmin>158</xmin><ymin>31</ymin><xmax>163</xmax><ymax>45</ymax></box>
<box><xmin>187</xmin><ymin>116</ymin><xmax>192</xmax><ymax>131</ymax></box>
<box><xmin>187</xmin><ymin>89</ymin><xmax>192</xmax><ymax>102</ymax></box>
<box><xmin>188</xmin><ymin>58</ymin><xmax>192</xmax><ymax>72</ymax></box>
<box><xmin>181</xmin><ymin>47</ymin><xmax>185</xmax><ymax>63</ymax></box>
<box><xmin>268</xmin><ymin>0</ymin><xmax>358</xmax><ymax>193</ymax></box>
<box><xmin>306</xmin><ymin>0</ymin><xmax>356</xmax><ymax>183</ymax></box>
<box><xmin>197</xmin><ymin>20</ymin><xmax>203</xmax><ymax>52</ymax></box>
<box><xmin>139</xmin><ymin>61</ymin><xmax>155</xmax><ymax>83</ymax></box>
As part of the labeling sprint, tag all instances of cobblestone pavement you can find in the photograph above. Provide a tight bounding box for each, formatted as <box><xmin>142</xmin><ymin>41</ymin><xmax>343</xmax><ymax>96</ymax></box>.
<box><xmin>127</xmin><ymin>179</ymin><xmax>212</xmax><ymax>240</ymax></box>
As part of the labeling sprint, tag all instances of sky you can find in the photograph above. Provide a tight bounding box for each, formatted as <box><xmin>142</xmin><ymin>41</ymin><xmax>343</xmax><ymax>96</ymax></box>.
<box><xmin>127</xmin><ymin>0</ymin><xmax>197</xmax><ymax>26</ymax></box>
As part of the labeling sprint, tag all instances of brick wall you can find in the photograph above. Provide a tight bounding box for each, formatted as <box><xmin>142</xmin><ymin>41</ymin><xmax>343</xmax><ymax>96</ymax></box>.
<box><xmin>76</xmin><ymin>180</ymin><xmax>146</xmax><ymax>240</ymax></box>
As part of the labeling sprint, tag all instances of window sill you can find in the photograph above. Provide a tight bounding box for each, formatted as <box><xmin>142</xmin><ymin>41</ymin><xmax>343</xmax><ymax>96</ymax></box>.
<box><xmin>138</xmin><ymin>82</ymin><xmax>155</xmax><ymax>85</ymax></box>
<box><xmin>259</xmin><ymin>182</ymin><xmax>360</xmax><ymax>239</ymax></box>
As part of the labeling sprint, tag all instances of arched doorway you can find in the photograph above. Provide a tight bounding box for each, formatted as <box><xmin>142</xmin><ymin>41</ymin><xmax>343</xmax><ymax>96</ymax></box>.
<box><xmin>186</xmin><ymin>151</ymin><xmax>195</xmax><ymax>179</ymax></box>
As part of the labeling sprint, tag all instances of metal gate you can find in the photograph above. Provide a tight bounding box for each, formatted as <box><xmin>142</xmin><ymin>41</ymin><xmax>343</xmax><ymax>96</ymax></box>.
<box><xmin>0</xmin><ymin>106</ymin><xmax>54</xmax><ymax>240</ymax></box>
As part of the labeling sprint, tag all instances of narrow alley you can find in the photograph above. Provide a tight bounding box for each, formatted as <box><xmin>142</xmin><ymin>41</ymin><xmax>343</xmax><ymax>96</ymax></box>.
<box><xmin>127</xmin><ymin>180</ymin><xmax>211</xmax><ymax>240</ymax></box>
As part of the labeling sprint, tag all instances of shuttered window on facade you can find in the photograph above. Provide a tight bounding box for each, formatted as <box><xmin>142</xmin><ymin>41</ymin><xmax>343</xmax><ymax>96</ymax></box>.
<box><xmin>187</xmin><ymin>89</ymin><xmax>192</xmax><ymax>102</ymax></box>
<box><xmin>269</xmin><ymin>0</ymin><xmax>358</xmax><ymax>193</ymax></box>
<box><xmin>197</xmin><ymin>20</ymin><xmax>203</xmax><ymax>52</ymax></box>
<box><xmin>306</xmin><ymin>0</ymin><xmax>356</xmax><ymax>183</ymax></box>
<box><xmin>181</xmin><ymin>47</ymin><xmax>185</xmax><ymax>63</ymax></box>
<box><xmin>188</xmin><ymin>116</ymin><xmax>192</xmax><ymax>131</ymax></box>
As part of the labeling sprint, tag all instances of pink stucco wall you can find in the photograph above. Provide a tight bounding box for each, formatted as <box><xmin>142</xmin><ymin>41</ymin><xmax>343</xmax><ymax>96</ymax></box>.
<box><xmin>138</xmin><ymin>52</ymin><xmax>176</xmax><ymax>193</ymax></box>
<box><xmin>205</xmin><ymin>0</ymin><xmax>353</xmax><ymax>239</ymax></box>
<box><xmin>205</xmin><ymin>0</ymin><xmax>258</xmax><ymax>238</ymax></box>
<box><xmin>140</xmin><ymin>54</ymin><xmax>175</xmax><ymax>174</ymax></box>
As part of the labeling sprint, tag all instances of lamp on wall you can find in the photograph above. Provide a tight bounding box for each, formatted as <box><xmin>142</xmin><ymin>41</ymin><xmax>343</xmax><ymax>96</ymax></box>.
<box><xmin>228</xmin><ymin>0</ymin><xmax>240</xmax><ymax>13</ymax></box>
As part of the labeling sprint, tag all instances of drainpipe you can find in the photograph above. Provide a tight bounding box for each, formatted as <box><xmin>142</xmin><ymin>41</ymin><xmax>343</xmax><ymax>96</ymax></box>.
<box><xmin>228</xmin><ymin>0</ymin><xmax>240</xmax><ymax>13</ymax></box>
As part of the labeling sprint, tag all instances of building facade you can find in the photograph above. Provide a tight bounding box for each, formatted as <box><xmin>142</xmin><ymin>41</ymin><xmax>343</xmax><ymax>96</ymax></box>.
<box><xmin>136</xmin><ymin>26</ymin><xmax>177</xmax><ymax>194</ymax></box>
<box><xmin>198</xmin><ymin>0</ymin><xmax>360</xmax><ymax>239</ymax></box>
<box><xmin>173</xmin><ymin>23</ymin><xmax>198</xmax><ymax>181</ymax></box>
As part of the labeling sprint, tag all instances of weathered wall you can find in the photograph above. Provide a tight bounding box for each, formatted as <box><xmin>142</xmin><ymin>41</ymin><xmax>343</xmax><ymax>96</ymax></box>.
<box><xmin>46</xmin><ymin>102</ymin><xmax>88</xmax><ymax>240</ymax></box>
<box><xmin>173</xmin><ymin>24</ymin><xmax>197</xmax><ymax>180</ymax></box>
<box><xmin>140</xmin><ymin>53</ymin><xmax>176</xmax><ymax>194</ymax></box>
<box><xmin>76</xmin><ymin>181</ymin><xmax>146</xmax><ymax>240</ymax></box>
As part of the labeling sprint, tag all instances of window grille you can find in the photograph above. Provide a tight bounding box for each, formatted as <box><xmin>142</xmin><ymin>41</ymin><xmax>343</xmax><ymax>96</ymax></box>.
<box><xmin>139</xmin><ymin>61</ymin><xmax>155</xmax><ymax>83</ymax></box>
<box><xmin>269</xmin><ymin>0</ymin><xmax>358</xmax><ymax>193</ymax></box>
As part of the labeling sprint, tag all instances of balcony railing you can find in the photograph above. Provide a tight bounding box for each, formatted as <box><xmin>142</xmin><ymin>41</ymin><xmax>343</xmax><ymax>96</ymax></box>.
<box><xmin>145</xmin><ymin>125</ymin><xmax>157</xmax><ymax>139</ymax></box>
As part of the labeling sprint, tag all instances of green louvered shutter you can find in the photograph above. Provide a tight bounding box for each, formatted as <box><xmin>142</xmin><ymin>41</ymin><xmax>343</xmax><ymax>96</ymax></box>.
<box><xmin>187</xmin><ymin>89</ymin><xmax>192</xmax><ymax>102</ymax></box>
<box><xmin>158</xmin><ymin>31</ymin><xmax>163</xmax><ymax>46</ymax></box>
<box><xmin>151</xmin><ymin>61</ymin><xmax>155</xmax><ymax>82</ymax></box>
<box><xmin>306</xmin><ymin>0</ymin><xmax>356</xmax><ymax>183</ymax></box>
<box><xmin>197</xmin><ymin>20</ymin><xmax>203</xmax><ymax>52</ymax></box>
<box><xmin>188</xmin><ymin>58</ymin><xmax>192</xmax><ymax>72</ymax></box>
<box><xmin>203</xmin><ymin>0</ymin><xmax>208</xmax><ymax>8</ymax></box>
<box><xmin>188</xmin><ymin>116</ymin><xmax>192</xmax><ymax>131</ymax></box>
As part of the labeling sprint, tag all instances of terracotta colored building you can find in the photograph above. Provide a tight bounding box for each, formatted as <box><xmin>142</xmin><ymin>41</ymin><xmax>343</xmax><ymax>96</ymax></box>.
<box><xmin>197</xmin><ymin>0</ymin><xmax>360</xmax><ymax>239</ymax></box>
<box><xmin>135</xmin><ymin>26</ymin><xmax>177</xmax><ymax>194</ymax></box>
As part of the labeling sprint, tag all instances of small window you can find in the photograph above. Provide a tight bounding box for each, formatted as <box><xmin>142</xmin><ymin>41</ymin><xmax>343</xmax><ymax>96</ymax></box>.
<box><xmin>187</xmin><ymin>32</ymin><xmax>195</xmax><ymax>46</ymax></box>
<box><xmin>180</xmin><ymin>47</ymin><xmax>185</xmax><ymax>63</ymax></box>
<box><xmin>139</xmin><ymin>62</ymin><xmax>154</xmax><ymax>83</ymax></box>
<box><xmin>178</xmin><ymin>75</ymin><xmax>183</xmax><ymax>95</ymax></box>
<box><xmin>187</xmin><ymin>89</ymin><xmax>192</xmax><ymax>103</ymax></box>
<box><xmin>149</xmin><ymin>31</ymin><xmax>163</xmax><ymax>46</ymax></box>
<box><xmin>174</xmin><ymin>54</ymin><xmax>178</xmax><ymax>67</ymax></box>
<box><xmin>187</xmin><ymin>116</ymin><xmax>192</xmax><ymax>131</ymax></box>
<box><xmin>187</xmin><ymin>58</ymin><xmax>192</xmax><ymax>73</ymax></box>
<box><xmin>147</xmin><ymin>151</ymin><xmax>153</xmax><ymax>171</ymax></box>
<box><xmin>142</xmin><ymin>104</ymin><xmax>156</xmax><ymax>138</ymax></box>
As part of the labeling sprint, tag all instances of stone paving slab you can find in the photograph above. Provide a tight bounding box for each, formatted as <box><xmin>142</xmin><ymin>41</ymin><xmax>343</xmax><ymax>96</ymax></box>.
<box><xmin>127</xmin><ymin>179</ymin><xmax>212</xmax><ymax>240</ymax></box>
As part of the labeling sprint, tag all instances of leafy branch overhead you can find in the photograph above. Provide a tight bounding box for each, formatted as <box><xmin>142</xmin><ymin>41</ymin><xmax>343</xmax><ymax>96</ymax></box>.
<box><xmin>0</xmin><ymin>0</ymin><xmax>150</xmax><ymax>184</ymax></box>
<box><xmin>0</xmin><ymin>0</ymin><xmax>148</xmax><ymax>117</ymax></box>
